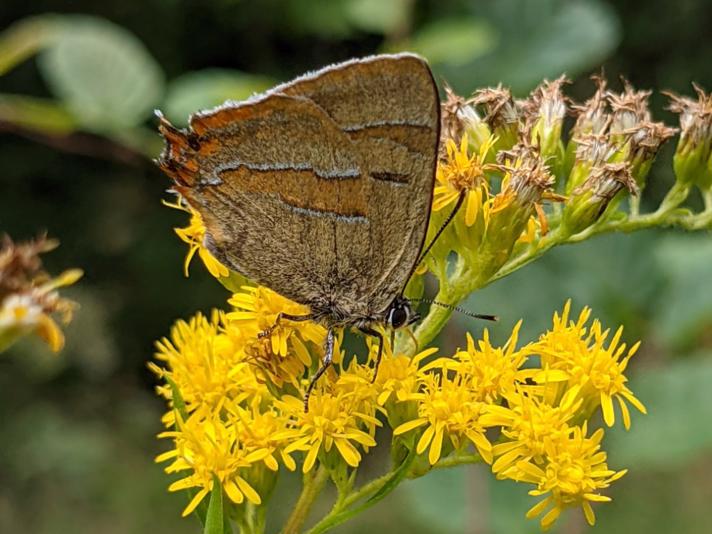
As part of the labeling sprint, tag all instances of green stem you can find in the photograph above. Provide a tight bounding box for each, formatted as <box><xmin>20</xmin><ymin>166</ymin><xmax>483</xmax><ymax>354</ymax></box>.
<box><xmin>281</xmin><ymin>466</ymin><xmax>329</xmax><ymax>534</ymax></box>
<box><xmin>305</xmin><ymin>449</ymin><xmax>417</xmax><ymax>534</ymax></box>
<box><xmin>433</xmin><ymin>453</ymin><xmax>483</xmax><ymax>470</ymax></box>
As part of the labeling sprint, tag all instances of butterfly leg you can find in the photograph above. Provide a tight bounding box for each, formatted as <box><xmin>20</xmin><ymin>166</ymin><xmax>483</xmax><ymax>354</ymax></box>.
<box><xmin>358</xmin><ymin>326</ymin><xmax>384</xmax><ymax>383</ymax></box>
<box><xmin>304</xmin><ymin>327</ymin><xmax>335</xmax><ymax>412</ymax></box>
<box><xmin>258</xmin><ymin>312</ymin><xmax>314</xmax><ymax>339</ymax></box>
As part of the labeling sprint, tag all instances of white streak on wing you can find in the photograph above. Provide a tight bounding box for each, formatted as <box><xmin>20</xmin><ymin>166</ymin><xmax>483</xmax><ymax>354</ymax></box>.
<box><xmin>276</xmin><ymin>197</ymin><xmax>369</xmax><ymax>224</ymax></box>
<box><xmin>211</xmin><ymin>161</ymin><xmax>360</xmax><ymax>182</ymax></box>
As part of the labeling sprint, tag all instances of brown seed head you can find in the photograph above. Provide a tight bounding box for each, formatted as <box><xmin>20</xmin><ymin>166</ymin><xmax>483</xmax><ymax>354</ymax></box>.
<box><xmin>665</xmin><ymin>83</ymin><xmax>712</xmax><ymax>146</ymax></box>
<box><xmin>571</xmin><ymin>74</ymin><xmax>611</xmax><ymax>136</ymax></box>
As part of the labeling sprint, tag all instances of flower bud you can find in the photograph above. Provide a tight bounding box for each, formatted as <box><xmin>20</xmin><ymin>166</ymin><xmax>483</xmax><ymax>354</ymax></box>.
<box><xmin>472</xmin><ymin>145</ymin><xmax>554</xmax><ymax>277</ymax></box>
<box><xmin>521</xmin><ymin>76</ymin><xmax>568</xmax><ymax>172</ymax></box>
<box><xmin>440</xmin><ymin>85</ymin><xmax>492</xmax><ymax>152</ymax></box>
<box><xmin>566</xmin><ymin>132</ymin><xmax>616</xmax><ymax>194</ymax></box>
<box><xmin>666</xmin><ymin>84</ymin><xmax>712</xmax><ymax>190</ymax></box>
<box><xmin>565</xmin><ymin>76</ymin><xmax>611</xmax><ymax>178</ymax></box>
<box><xmin>562</xmin><ymin>162</ymin><xmax>638</xmax><ymax>234</ymax></box>
<box><xmin>621</xmin><ymin>121</ymin><xmax>677</xmax><ymax>188</ymax></box>
<box><xmin>471</xmin><ymin>85</ymin><xmax>520</xmax><ymax>152</ymax></box>
<box><xmin>608</xmin><ymin>79</ymin><xmax>652</xmax><ymax>145</ymax></box>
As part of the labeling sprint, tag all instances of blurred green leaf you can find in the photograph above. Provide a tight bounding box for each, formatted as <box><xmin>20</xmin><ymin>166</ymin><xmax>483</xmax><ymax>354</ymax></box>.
<box><xmin>37</xmin><ymin>15</ymin><xmax>164</xmax><ymax>132</ymax></box>
<box><xmin>0</xmin><ymin>93</ymin><xmax>77</xmax><ymax>133</ymax></box>
<box><xmin>399</xmin><ymin>468</ymin><xmax>467</xmax><ymax>533</ymax></box>
<box><xmin>346</xmin><ymin>0</ymin><xmax>410</xmax><ymax>35</ymax></box>
<box><xmin>163</xmin><ymin>69</ymin><xmax>273</xmax><ymax>125</ymax></box>
<box><xmin>438</xmin><ymin>0</ymin><xmax>621</xmax><ymax>93</ymax></box>
<box><xmin>651</xmin><ymin>235</ymin><xmax>712</xmax><ymax>349</ymax></box>
<box><xmin>404</xmin><ymin>18</ymin><xmax>497</xmax><ymax>67</ymax></box>
<box><xmin>606</xmin><ymin>355</ymin><xmax>712</xmax><ymax>469</ymax></box>
<box><xmin>285</xmin><ymin>0</ymin><xmax>355</xmax><ymax>37</ymax></box>
<box><xmin>0</xmin><ymin>15</ymin><xmax>61</xmax><ymax>75</ymax></box>
<box><xmin>489</xmin><ymin>478</ymin><xmax>541</xmax><ymax>534</ymax></box>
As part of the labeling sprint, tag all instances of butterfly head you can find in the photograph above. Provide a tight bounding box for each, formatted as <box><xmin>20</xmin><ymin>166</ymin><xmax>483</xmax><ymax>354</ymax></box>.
<box><xmin>384</xmin><ymin>296</ymin><xmax>419</xmax><ymax>330</ymax></box>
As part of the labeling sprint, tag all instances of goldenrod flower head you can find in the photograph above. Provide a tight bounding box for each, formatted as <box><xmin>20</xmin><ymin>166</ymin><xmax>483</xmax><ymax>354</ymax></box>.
<box><xmin>394</xmin><ymin>372</ymin><xmax>494</xmax><ymax>465</ymax></box>
<box><xmin>225</xmin><ymin>399</ymin><xmax>300</xmax><ymax>472</ymax></box>
<box><xmin>165</xmin><ymin>196</ymin><xmax>230</xmax><ymax>278</ymax></box>
<box><xmin>433</xmin><ymin>133</ymin><xmax>498</xmax><ymax>226</ymax></box>
<box><xmin>428</xmin><ymin>322</ymin><xmax>526</xmax><ymax>404</ymax></box>
<box><xmin>520</xmin><ymin>425</ymin><xmax>626</xmax><ymax>531</ymax></box>
<box><xmin>228</xmin><ymin>285</ymin><xmax>326</xmax><ymax>358</ymax></box>
<box><xmin>151</xmin><ymin>311</ymin><xmax>260</xmax><ymax>425</ymax></box>
<box><xmin>157</xmin><ymin>408</ymin><xmax>266</xmax><ymax>516</ymax></box>
<box><xmin>529</xmin><ymin>300</ymin><xmax>647</xmax><ymax>429</ymax></box>
<box><xmin>280</xmin><ymin>386</ymin><xmax>379</xmax><ymax>473</ymax></box>
<box><xmin>487</xmin><ymin>386</ymin><xmax>583</xmax><ymax>475</ymax></box>
<box><xmin>0</xmin><ymin>234</ymin><xmax>81</xmax><ymax>353</ymax></box>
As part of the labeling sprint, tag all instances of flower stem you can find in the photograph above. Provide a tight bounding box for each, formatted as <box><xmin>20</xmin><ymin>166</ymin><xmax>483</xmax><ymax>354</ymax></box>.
<box><xmin>281</xmin><ymin>466</ymin><xmax>329</xmax><ymax>534</ymax></box>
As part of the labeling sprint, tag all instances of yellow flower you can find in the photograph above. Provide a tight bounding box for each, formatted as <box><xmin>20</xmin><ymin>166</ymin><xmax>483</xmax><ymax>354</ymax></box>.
<box><xmin>279</xmin><ymin>387</ymin><xmax>379</xmax><ymax>473</ymax></box>
<box><xmin>225</xmin><ymin>398</ymin><xmax>300</xmax><ymax>472</ymax></box>
<box><xmin>157</xmin><ymin>407</ymin><xmax>267</xmax><ymax>516</ymax></box>
<box><xmin>227</xmin><ymin>285</ymin><xmax>326</xmax><ymax>359</ymax></box>
<box><xmin>164</xmin><ymin>197</ymin><xmax>230</xmax><ymax>278</ymax></box>
<box><xmin>0</xmin><ymin>268</ymin><xmax>82</xmax><ymax>353</ymax></box>
<box><xmin>151</xmin><ymin>311</ymin><xmax>267</xmax><ymax>425</ymax></box>
<box><xmin>433</xmin><ymin>133</ymin><xmax>497</xmax><ymax>226</ymax></box>
<box><xmin>374</xmin><ymin>344</ymin><xmax>437</xmax><ymax>407</ymax></box>
<box><xmin>516</xmin><ymin>425</ymin><xmax>626</xmax><ymax>530</ymax></box>
<box><xmin>486</xmin><ymin>386</ymin><xmax>583</xmax><ymax>476</ymax></box>
<box><xmin>394</xmin><ymin>373</ymin><xmax>494</xmax><ymax>465</ymax></box>
<box><xmin>529</xmin><ymin>300</ymin><xmax>647</xmax><ymax>429</ymax></box>
<box><xmin>425</xmin><ymin>321</ymin><xmax>526</xmax><ymax>404</ymax></box>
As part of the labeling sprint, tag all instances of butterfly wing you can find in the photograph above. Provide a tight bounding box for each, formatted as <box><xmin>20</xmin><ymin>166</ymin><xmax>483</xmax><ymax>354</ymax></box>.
<box><xmin>158</xmin><ymin>54</ymin><xmax>439</xmax><ymax>318</ymax></box>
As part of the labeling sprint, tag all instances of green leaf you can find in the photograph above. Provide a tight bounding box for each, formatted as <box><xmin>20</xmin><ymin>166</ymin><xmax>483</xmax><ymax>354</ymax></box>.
<box><xmin>37</xmin><ymin>15</ymin><xmax>164</xmax><ymax>133</ymax></box>
<box><xmin>0</xmin><ymin>15</ymin><xmax>61</xmax><ymax>75</ymax></box>
<box><xmin>345</xmin><ymin>0</ymin><xmax>411</xmax><ymax>35</ymax></box>
<box><xmin>399</xmin><ymin>467</ymin><xmax>466</xmax><ymax>533</ymax></box>
<box><xmin>437</xmin><ymin>0</ymin><xmax>621</xmax><ymax>93</ymax></box>
<box><xmin>405</xmin><ymin>18</ymin><xmax>497</xmax><ymax>67</ymax></box>
<box><xmin>489</xmin><ymin>478</ymin><xmax>541</xmax><ymax>534</ymax></box>
<box><xmin>606</xmin><ymin>355</ymin><xmax>712</xmax><ymax>469</ymax></box>
<box><xmin>204</xmin><ymin>477</ymin><xmax>225</xmax><ymax>534</ymax></box>
<box><xmin>165</xmin><ymin>376</ymin><xmax>189</xmax><ymax>422</ymax></box>
<box><xmin>651</xmin><ymin>235</ymin><xmax>712</xmax><ymax>350</ymax></box>
<box><xmin>0</xmin><ymin>94</ymin><xmax>76</xmax><ymax>134</ymax></box>
<box><xmin>163</xmin><ymin>69</ymin><xmax>273</xmax><ymax>125</ymax></box>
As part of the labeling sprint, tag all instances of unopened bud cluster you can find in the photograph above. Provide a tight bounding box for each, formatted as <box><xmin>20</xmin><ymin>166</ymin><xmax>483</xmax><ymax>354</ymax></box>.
<box><xmin>428</xmin><ymin>75</ymin><xmax>708</xmax><ymax>284</ymax></box>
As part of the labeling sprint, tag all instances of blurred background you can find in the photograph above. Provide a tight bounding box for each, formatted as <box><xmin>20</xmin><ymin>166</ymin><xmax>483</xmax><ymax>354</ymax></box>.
<box><xmin>1</xmin><ymin>1</ymin><xmax>712</xmax><ymax>533</ymax></box>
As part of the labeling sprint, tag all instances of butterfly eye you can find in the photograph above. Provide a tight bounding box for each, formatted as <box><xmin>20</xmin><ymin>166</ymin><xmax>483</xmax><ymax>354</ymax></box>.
<box><xmin>387</xmin><ymin>304</ymin><xmax>409</xmax><ymax>329</ymax></box>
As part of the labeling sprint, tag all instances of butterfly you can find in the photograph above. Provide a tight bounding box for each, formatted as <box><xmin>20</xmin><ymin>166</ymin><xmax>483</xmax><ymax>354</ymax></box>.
<box><xmin>157</xmin><ymin>53</ymin><xmax>440</xmax><ymax>408</ymax></box>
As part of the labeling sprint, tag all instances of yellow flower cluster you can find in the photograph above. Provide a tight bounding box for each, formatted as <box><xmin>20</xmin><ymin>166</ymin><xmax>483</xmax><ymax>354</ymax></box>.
<box><xmin>153</xmin><ymin>221</ymin><xmax>645</xmax><ymax>529</ymax></box>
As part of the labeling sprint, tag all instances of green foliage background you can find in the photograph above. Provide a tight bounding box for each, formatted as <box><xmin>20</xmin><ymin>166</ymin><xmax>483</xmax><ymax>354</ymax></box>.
<box><xmin>1</xmin><ymin>1</ymin><xmax>711</xmax><ymax>532</ymax></box>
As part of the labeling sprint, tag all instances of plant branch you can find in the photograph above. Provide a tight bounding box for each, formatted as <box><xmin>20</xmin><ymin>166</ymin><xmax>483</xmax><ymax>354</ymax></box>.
<box><xmin>281</xmin><ymin>466</ymin><xmax>329</xmax><ymax>534</ymax></box>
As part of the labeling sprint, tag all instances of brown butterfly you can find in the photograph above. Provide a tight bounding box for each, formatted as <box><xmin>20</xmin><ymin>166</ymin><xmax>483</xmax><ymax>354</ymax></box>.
<box><xmin>157</xmin><ymin>53</ymin><xmax>440</xmax><ymax>408</ymax></box>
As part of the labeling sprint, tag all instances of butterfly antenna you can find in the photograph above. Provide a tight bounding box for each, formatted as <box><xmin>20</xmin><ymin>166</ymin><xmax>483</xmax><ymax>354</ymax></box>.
<box><xmin>411</xmin><ymin>298</ymin><xmax>498</xmax><ymax>322</ymax></box>
<box><xmin>416</xmin><ymin>191</ymin><xmax>465</xmax><ymax>266</ymax></box>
